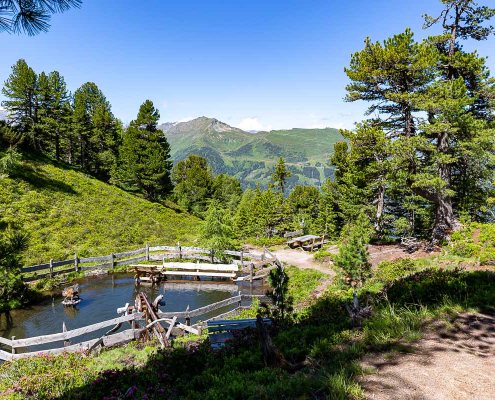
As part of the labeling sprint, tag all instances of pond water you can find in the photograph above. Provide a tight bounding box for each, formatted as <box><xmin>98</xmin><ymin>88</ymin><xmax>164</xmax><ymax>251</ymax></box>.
<box><xmin>0</xmin><ymin>273</ymin><xmax>267</xmax><ymax>354</ymax></box>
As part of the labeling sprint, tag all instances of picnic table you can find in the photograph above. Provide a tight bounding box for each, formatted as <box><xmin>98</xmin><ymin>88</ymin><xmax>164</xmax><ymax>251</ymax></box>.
<box><xmin>287</xmin><ymin>234</ymin><xmax>328</xmax><ymax>251</ymax></box>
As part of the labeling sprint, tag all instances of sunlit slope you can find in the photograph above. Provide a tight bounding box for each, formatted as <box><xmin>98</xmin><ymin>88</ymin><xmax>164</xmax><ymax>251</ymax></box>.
<box><xmin>0</xmin><ymin>156</ymin><xmax>200</xmax><ymax>265</ymax></box>
<box><xmin>160</xmin><ymin>117</ymin><xmax>344</xmax><ymax>190</ymax></box>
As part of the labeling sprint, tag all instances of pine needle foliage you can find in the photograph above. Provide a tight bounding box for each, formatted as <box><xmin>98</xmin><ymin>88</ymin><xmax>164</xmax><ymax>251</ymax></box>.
<box><xmin>334</xmin><ymin>213</ymin><xmax>373</xmax><ymax>287</ymax></box>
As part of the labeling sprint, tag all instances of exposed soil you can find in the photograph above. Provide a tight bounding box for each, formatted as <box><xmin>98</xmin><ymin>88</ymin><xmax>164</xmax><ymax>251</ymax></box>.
<box><xmin>359</xmin><ymin>312</ymin><xmax>495</xmax><ymax>400</ymax></box>
<box><xmin>366</xmin><ymin>243</ymin><xmax>436</xmax><ymax>267</ymax></box>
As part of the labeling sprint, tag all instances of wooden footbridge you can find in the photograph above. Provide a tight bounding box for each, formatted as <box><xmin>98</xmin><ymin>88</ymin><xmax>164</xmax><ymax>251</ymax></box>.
<box><xmin>20</xmin><ymin>244</ymin><xmax>280</xmax><ymax>285</ymax></box>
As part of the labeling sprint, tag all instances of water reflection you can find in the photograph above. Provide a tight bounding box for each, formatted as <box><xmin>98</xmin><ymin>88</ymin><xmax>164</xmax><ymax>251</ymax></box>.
<box><xmin>0</xmin><ymin>272</ymin><xmax>267</xmax><ymax>353</ymax></box>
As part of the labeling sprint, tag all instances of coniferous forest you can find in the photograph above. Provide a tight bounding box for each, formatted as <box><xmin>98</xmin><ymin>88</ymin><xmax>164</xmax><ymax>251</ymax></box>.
<box><xmin>1</xmin><ymin>1</ymin><xmax>495</xmax><ymax>399</ymax></box>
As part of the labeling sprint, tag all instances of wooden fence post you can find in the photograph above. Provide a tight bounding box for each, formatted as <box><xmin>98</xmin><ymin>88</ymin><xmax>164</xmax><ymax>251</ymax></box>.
<box><xmin>63</xmin><ymin>322</ymin><xmax>70</xmax><ymax>347</ymax></box>
<box><xmin>49</xmin><ymin>259</ymin><xmax>53</xmax><ymax>278</ymax></box>
<box><xmin>178</xmin><ymin>242</ymin><xmax>182</xmax><ymax>260</ymax></box>
<box><xmin>111</xmin><ymin>253</ymin><xmax>115</xmax><ymax>269</ymax></box>
<box><xmin>210</xmin><ymin>249</ymin><xmax>214</xmax><ymax>264</ymax></box>
<box><xmin>74</xmin><ymin>253</ymin><xmax>79</xmax><ymax>272</ymax></box>
<box><xmin>145</xmin><ymin>244</ymin><xmax>150</xmax><ymax>261</ymax></box>
<box><xmin>11</xmin><ymin>336</ymin><xmax>15</xmax><ymax>355</ymax></box>
<box><xmin>238</xmin><ymin>291</ymin><xmax>242</xmax><ymax>308</ymax></box>
<box><xmin>250</xmin><ymin>263</ymin><xmax>254</xmax><ymax>284</ymax></box>
<box><xmin>240</xmin><ymin>250</ymin><xmax>244</xmax><ymax>266</ymax></box>
<box><xmin>185</xmin><ymin>305</ymin><xmax>191</xmax><ymax>326</ymax></box>
<box><xmin>262</xmin><ymin>246</ymin><xmax>266</xmax><ymax>261</ymax></box>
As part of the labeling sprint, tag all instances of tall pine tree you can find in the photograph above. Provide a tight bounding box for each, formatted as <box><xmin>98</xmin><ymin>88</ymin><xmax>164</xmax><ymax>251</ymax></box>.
<box><xmin>116</xmin><ymin>100</ymin><xmax>173</xmax><ymax>200</ymax></box>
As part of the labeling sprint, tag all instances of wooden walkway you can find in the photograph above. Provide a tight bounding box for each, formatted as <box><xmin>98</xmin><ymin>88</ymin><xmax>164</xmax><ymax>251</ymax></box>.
<box><xmin>21</xmin><ymin>244</ymin><xmax>266</xmax><ymax>283</ymax></box>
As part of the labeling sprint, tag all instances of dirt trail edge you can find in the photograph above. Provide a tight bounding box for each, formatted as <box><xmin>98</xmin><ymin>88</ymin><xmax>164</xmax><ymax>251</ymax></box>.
<box><xmin>360</xmin><ymin>312</ymin><xmax>495</xmax><ymax>400</ymax></box>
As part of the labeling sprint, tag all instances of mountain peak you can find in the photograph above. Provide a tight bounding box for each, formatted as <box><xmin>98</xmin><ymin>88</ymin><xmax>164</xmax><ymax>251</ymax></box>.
<box><xmin>158</xmin><ymin>117</ymin><xmax>246</xmax><ymax>135</ymax></box>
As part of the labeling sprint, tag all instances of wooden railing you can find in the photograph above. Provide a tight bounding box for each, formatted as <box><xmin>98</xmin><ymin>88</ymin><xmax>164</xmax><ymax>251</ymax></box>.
<box><xmin>21</xmin><ymin>245</ymin><xmax>265</xmax><ymax>283</ymax></box>
<box><xmin>0</xmin><ymin>295</ymin><xmax>269</xmax><ymax>361</ymax></box>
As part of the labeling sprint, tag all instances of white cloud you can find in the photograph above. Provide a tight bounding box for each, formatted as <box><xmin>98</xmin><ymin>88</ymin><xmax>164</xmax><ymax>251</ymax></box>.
<box><xmin>236</xmin><ymin>118</ymin><xmax>272</xmax><ymax>132</ymax></box>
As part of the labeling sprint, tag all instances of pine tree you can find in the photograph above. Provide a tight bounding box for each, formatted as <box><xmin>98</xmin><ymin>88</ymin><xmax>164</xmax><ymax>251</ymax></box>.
<box><xmin>316</xmin><ymin>179</ymin><xmax>337</xmax><ymax>237</ymax></box>
<box><xmin>288</xmin><ymin>185</ymin><xmax>321</xmax><ymax>232</ymax></box>
<box><xmin>116</xmin><ymin>100</ymin><xmax>173</xmax><ymax>200</ymax></box>
<box><xmin>233</xmin><ymin>189</ymin><xmax>256</xmax><ymax>239</ymax></box>
<box><xmin>200</xmin><ymin>202</ymin><xmax>234</xmax><ymax>250</ymax></box>
<box><xmin>269</xmin><ymin>156</ymin><xmax>292</xmax><ymax>194</ymax></box>
<box><xmin>37</xmin><ymin>70</ymin><xmax>70</xmax><ymax>160</ymax></box>
<box><xmin>267</xmin><ymin>263</ymin><xmax>293</xmax><ymax>320</ymax></box>
<box><xmin>344</xmin><ymin>5</ymin><xmax>495</xmax><ymax>242</ymax></box>
<box><xmin>171</xmin><ymin>155</ymin><xmax>214</xmax><ymax>215</ymax></box>
<box><xmin>212</xmin><ymin>174</ymin><xmax>242</xmax><ymax>212</ymax></box>
<box><xmin>334</xmin><ymin>213</ymin><xmax>373</xmax><ymax>287</ymax></box>
<box><xmin>1</xmin><ymin>59</ymin><xmax>39</xmax><ymax>148</ymax></box>
<box><xmin>0</xmin><ymin>0</ymin><xmax>82</xmax><ymax>36</ymax></box>
<box><xmin>0</xmin><ymin>227</ymin><xmax>28</xmax><ymax>310</ymax></box>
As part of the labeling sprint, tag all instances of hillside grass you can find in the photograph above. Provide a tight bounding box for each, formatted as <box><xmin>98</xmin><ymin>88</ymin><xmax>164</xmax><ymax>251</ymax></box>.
<box><xmin>2</xmin><ymin>257</ymin><xmax>493</xmax><ymax>399</ymax></box>
<box><xmin>0</xmin><ymin>153</ymin><xmax>200</xmax><ymax>266</ymax></box>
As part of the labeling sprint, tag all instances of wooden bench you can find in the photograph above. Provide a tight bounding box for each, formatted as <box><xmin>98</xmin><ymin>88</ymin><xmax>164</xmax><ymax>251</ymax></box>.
<box><xmin>207</xmin><ymin>318</ymin><xmax>271</xmax><ymax>348</ymax></box>
<box><xmin>302</xmin><ymin>236</ymin><xmax>329</xmax><ymax>251</ymax></box>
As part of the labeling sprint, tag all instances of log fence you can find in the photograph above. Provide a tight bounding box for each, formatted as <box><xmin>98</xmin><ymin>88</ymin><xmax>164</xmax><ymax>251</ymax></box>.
<box><xmin>0</xmin><ymin>294</ymin><xmax>269</xmax><ymax>361</ymax></box>
<box><xmin>21</xmin><ymin>245</ymin><xmax>264</xmax><ymax>283</ymax></box>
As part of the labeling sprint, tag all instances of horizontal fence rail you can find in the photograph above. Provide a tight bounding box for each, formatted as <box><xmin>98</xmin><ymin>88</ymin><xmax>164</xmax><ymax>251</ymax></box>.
<box><xmin>21</xmin><ymin>244</ymin><xmax>266</xmax><ymax>282</ymax></box>
<box><xmin>0</xmin><ymin>295</ymin><xmax>269</xmax><ymax>361</ymax></box>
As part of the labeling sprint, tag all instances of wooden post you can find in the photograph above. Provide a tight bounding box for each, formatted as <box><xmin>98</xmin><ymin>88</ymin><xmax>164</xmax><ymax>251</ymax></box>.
<box><xmin>11</xmin><ymin>336</ymin><xmax>15</xmax><ymax>355</ymax></box>
<box><xmin>74</xmin><ymin>253</ymin><xmax>79</xmax><ymax>272</ymax></box>
<box><xmin>63</xmin><ymin>322</ymin><xmax>70</xmax><ymax>347</ymax></box>
<box><xmin>131</xmin><ymin>312</ymin><xmax>136</xmax><ymax>331</ymax></box>
<box><xmin>311</xmin><ymin>238</ymin><xmax>316</xmax><ymax>252</ymax></box>
<box><xmin>178</xmin><ymin>242</ymin><xmax>182</xmax><ymax>260</ymax></box>
<box><xmin>250</xmin><ymin>263</ymin><xmax>254</xmax><ymax>283</ymax></box>
<box><xmin>111</xmin><ymin>253</ymin><xmax>115</xmax><ymax>269</ymax></box>
<box><xmin>262</xmin><ymin>246</ymin><xmax>266</xmax><ymax>261</ymax></box>
<box><xmin>145</xmin><ymin>244</ymin><xmax>150</xmax><ymax>261</ymax></box>
<box><xmin>210</xmin><ymin>249</ymin><xmax>214</xmax><ymax>264</ymax></box>
<box><xmin>49</xmin><ymin>259</ymin><xmax>53</xmax><ymax>278</ymax></box>
<box><xmin>240</xmin><ymin>250</ymin><xmax>244</xmax><ymax>266</ymax></box>
<box><xmin>238</xmin><ymin>291</ymin><xmax>242</xmax><ymax>308</ymax></box>
<box><xmin>185</xmin><ymin>305</ymin><xmax>191</xmax><ymax>326</ymax></box>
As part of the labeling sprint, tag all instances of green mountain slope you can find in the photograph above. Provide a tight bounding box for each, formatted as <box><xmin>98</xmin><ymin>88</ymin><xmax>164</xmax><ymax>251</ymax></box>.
<box><xmin>159</xmin><ymin>117</ymin><xmax>343</xmax><ymax>191</ymax></box>
<box><xmin>0</xmin><ymin>155</ymin><xmax>200</xmax><ymax>266</ymax></box>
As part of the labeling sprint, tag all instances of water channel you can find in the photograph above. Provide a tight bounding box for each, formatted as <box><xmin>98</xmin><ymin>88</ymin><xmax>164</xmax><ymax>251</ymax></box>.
<box><xmin>0</xmin><ymin>273</ymin><xmax>267</xmax><ymax>354</ymax></box>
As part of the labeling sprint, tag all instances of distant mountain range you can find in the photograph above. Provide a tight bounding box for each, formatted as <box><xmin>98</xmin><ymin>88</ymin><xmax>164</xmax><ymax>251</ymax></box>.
<box><xmin>158</xmin><ymin>117</ymin><xmax>343</xmax><ymax>191</ymax></box>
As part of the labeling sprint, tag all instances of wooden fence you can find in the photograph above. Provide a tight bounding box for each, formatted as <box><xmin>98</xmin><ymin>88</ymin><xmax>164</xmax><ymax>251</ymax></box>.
<box><xmin>0</xmin><ymin>294</ymin><xmax>269</xmax><ymax>361</ymax></box>
<box><xmin>21</xmin><ymin>245</ymin><xmax>265</xmax><ymax>283</ymax></box>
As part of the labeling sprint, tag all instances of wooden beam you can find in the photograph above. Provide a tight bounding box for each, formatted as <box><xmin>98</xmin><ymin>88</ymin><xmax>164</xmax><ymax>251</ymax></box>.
<box><xmin>11</xmin><ymin>313</ymin><xmax>144</xmax><ymax>348</ymax></box>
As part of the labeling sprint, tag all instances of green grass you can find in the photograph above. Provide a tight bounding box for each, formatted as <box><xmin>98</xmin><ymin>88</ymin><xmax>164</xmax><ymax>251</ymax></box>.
<box><xmin>0</xmin><ymin>155</ymin><xmax>201</xmax><ymax>266</ymax></box>
<box><xmin>2</xmin><ymin>254</ymin><xmax>495</xmax><ymax>399</ymax></box>
<box><xmin>286</xmin><ymin>266</ymin><xmax>328</xmax><ymax>304</ymax></box>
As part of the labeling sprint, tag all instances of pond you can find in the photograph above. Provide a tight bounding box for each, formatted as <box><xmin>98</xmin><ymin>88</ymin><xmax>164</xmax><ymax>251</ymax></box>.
<box><xmin>0</xmin><ymin>273</ymin><xmax>267</xmax><ymax>354</ymax></box>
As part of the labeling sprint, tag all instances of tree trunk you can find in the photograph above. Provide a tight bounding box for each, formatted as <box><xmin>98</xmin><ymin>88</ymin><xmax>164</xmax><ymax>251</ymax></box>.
<box><xmin>55</xmin><ymin>126</ymin><xmax>60</xmax><ymax>161</ymax></box>
<box><xmin>374</xmin><ymin>182</ymin><xmax>385</xmax><ymax>234</ymax></box>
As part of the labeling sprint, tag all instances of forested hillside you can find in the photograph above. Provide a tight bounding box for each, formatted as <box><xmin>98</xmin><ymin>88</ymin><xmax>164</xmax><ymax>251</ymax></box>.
<box><xmin>159</xmin><ymin>117</ymin><xmax>343</xmax><ymax>191</ymax></box>
<box><xmin>0</xmin><ymin>152</ymin><xmax>199</xmax><ymax>266</ymax></box>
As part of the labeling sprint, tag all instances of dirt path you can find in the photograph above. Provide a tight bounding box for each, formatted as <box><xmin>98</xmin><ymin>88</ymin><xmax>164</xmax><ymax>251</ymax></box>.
<box><xmin>272</xmin><ymin>247</ymin><xmax>334</xmax><ymax>275</ymax></box>
<box><xmin>359</xmin><ymin>312</ymin><xmax>495</xmax><ymax>400</ymax></box>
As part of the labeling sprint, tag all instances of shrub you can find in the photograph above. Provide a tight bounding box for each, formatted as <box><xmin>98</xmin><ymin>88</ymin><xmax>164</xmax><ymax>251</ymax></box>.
<box><xmin>451</xmin><ymin>242</ymin><xmax>481</xmax><ymax>258</ymax></box>
<box><xmin>382</xmin><ymin>267</ymin><xmax>495</xmax><ymax>307</ymax></box>
<box><xmin>374</xmin><ymin>258</ymin><xmax>417</xmax><ymax>284</ymax></box>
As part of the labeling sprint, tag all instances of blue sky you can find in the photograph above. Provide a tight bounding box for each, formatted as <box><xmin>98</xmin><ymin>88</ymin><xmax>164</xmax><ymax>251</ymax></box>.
<box><xmin>1</xmin><ymin>0</ymin><xmax>494</xmax><ymax>130</ymax></box>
